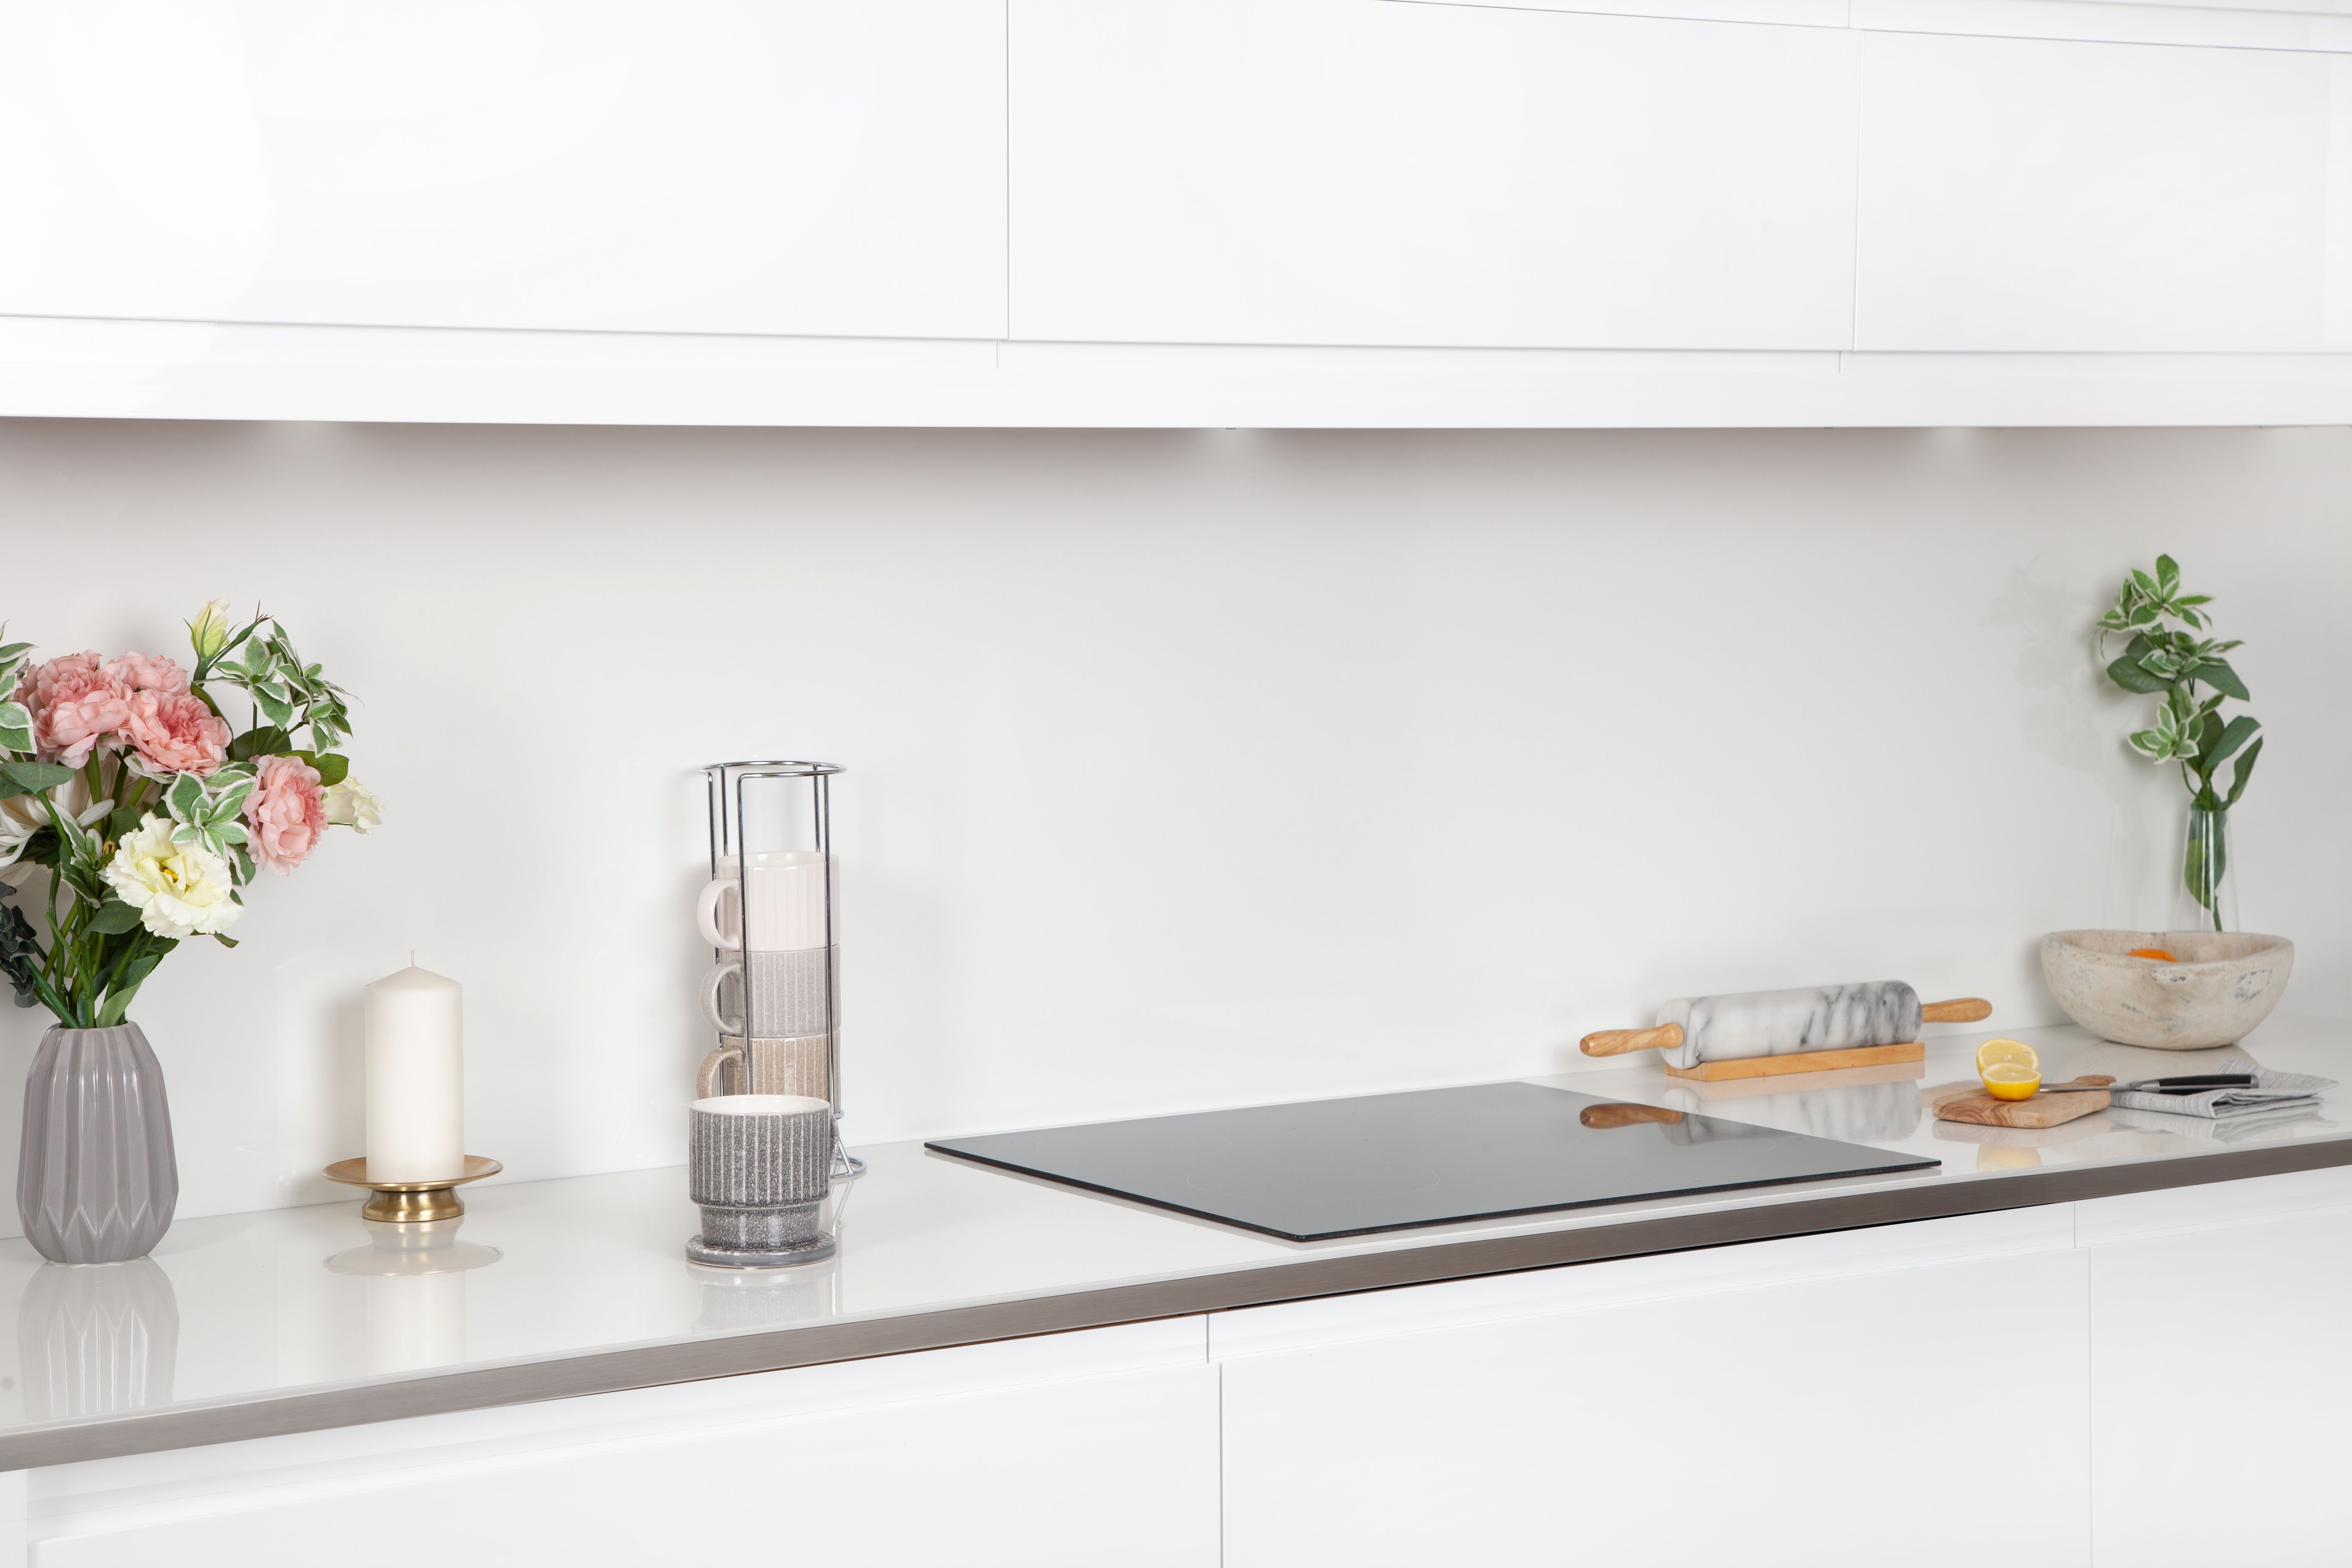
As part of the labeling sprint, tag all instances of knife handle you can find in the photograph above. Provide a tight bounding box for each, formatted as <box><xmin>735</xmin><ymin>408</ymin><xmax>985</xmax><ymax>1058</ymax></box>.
<box><xmin>1921</xmin><ymin>998</ymin><xmax>1994</xmax><ymax>1023</ymax></box>
<box><xmin>1580</xmin><ymin>1024</ymin><xmax>1686</xmax><ymax>1057</ymax></box>
<box><xmin>1580</xmin><ymin>1103</ymin><xmax>1686</xmax><ymax>1129</ymax></box>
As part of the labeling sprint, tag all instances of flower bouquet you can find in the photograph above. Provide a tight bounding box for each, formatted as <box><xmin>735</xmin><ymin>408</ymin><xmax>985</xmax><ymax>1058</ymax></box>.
<box><xmin>0</xmin><ymin>601</ymin><xmax>378</xmax><ymax>1262</ymax></box>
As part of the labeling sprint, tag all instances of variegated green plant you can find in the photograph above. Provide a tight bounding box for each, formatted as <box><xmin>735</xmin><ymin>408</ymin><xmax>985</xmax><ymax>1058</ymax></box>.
<box><xmin>2095</xmin><ymin>556</ymin><xmax>2259</xmax><ymax>928</ymax></box>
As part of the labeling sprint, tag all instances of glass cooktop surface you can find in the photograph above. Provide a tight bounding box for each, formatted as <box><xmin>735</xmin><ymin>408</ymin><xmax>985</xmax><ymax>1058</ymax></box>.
<box><xmin>925</xmin><ymin>1080</ymin><xmax>1939</xmax><ymax>1241</ymax></box>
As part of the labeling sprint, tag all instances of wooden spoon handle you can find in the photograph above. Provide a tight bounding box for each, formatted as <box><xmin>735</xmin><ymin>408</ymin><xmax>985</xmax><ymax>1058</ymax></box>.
<box><xmin>1580</xmin><ymin>1023</ymin><xmax>1686</xmax><ymax>1057</ymax></box>
<box><xmin>1580</xmin><ymin>1103</ymin><xmax>1685</xmax><ymax>1129</ymax></box>
<box><xmin>1920</xmin><ymin>997</ymin><xmax>1993</xmax><ymax>1023</ymax></box>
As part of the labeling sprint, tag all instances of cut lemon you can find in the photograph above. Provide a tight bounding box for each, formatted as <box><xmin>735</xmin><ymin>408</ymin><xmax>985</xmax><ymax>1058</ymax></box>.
<box><xmin>1976</xmin><ymin>1038</ymin><xmax>2040</xmax><ymax>1076</ymax></box>
<box><xmin>1981</xmin><ymin>1062</ymin><xmax>2041</xmax><ymax>1101</ymax></box>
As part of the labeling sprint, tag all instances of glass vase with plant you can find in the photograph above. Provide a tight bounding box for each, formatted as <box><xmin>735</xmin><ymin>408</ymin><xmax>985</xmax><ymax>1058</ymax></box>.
<box><xmin>2095</xmin><ymin>556</ymin><xmax>2259</xmax><ymax>933</ymax></box>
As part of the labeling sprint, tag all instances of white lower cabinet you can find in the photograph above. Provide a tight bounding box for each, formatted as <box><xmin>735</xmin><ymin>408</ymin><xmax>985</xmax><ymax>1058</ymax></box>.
<box><xmin>29</xmin><ymin>1172</ymin><xmax>2352</xmax><ymax>1565</ymax></box>
<box><xmin>1215</xmin><ymin>1208</ymin><xmax>2093</xmax><ymax>1568</ymax></box>
<box><xmin>2082</xmin><ymin>1166</ymin><xmax>2352</xmax><ymax>1568</ymax></box>
<box><xmin>28</xmin><ymin>1319</ymin><xmax>1220</xmax><ymax>1568</ymax></box>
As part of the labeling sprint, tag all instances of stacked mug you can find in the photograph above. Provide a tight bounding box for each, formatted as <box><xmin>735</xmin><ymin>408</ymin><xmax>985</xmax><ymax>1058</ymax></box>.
<box><xmin>687</xmin><ymin>848</ymin><xmax>841</xmax><ymax>1268</ymax></box>
<box><xmin>695</xmin><ymin>849</ymin><xmax>839</xmax><ymax>1103</ymax></box>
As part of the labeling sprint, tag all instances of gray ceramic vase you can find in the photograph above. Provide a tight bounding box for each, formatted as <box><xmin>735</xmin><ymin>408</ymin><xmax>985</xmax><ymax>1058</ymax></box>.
<box><xmin>17</xmin><ymin>1023</ymin><xmax>179</xmax><ymax>1264</ymax></box>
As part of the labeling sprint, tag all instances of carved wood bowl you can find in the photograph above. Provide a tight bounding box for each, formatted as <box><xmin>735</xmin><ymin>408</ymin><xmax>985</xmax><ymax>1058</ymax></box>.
<box><xmin>2040</xmin><ymin>929</ymin><xmax>2293</xmax><ymax>1050</ymax></box>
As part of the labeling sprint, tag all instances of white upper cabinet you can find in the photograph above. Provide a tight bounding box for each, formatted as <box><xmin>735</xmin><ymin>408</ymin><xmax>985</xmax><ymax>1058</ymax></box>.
<box><xmin>1855</xmin><ymin>32</ymin><xmax>2351</xmax><ymax>351</ymax></box>
<box><xmin>0</xmin><ymin>1</ymin><xmax>1007</xmax><ymax>339</ymax></box>
<box><xmin>1010</xmin><ymin>0</ymin><xmax>1860</xmax><ymax>350</ymax></box>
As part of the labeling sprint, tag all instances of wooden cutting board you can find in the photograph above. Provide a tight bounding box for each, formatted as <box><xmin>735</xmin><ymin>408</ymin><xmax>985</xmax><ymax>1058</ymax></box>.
<box><xmin>1926</xmin><ymin>1081</ymin><xmax>2111</xmax><ymax>1129</ymax></box>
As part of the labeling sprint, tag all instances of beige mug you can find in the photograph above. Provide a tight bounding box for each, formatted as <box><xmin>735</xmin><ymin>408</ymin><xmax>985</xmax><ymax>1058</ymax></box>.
<box><xmin>699</xmin><ymin>1032</ymin><xmax>831</xmax><ymax>1101</ymax></box>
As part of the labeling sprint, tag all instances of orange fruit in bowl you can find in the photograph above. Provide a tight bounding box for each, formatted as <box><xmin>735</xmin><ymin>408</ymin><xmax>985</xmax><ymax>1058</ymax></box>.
<box><xmin>2128</xmin><ymin>947</ymin><xmax>2178</xmax><ymax>962</ymax></box>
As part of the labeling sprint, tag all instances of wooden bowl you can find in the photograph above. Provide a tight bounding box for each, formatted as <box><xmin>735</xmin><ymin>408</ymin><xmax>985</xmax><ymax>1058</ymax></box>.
<box><xmin>2039</xmin><ymin>929</ymin><xmax>2294</xmax><ymax>1050</ymax></box>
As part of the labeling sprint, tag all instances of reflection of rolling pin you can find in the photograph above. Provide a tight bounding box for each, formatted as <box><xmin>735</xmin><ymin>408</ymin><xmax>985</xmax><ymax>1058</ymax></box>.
<box><xmin>1581</xmin><ymin>983</ymin><xmax>1991</xmax><ymax>1081</ymax></box>
<box><xmin>1579</xmin><ymin>1103</ymin><xmax>1684</xmax><ymax>1130</ymax></box>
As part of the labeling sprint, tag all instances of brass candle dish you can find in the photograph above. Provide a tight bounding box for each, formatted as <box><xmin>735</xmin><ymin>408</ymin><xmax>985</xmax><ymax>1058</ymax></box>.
<box><xmin>323</xmin><ymin>1155</ymin><xmax>501</xmax><ymax>1222</ymax></box>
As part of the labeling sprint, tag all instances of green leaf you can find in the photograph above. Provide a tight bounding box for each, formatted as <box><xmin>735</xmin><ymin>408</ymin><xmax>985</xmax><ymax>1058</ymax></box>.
<box><xmin>2105</xmin><ymin>654</ymin><xmax>2172</xmax><ymax>695</ymax></box>
<box><xmin>0</xmin><ymin>700</ymin><xmax>32</xmax><ymax>753</ymax></box>
<box><xmin>206</xmin><ymin>776</ymin><xmax>255</xmax><ymax>818</ymax></box>
<box><xmin>167</xmin><ymin>773</ymin><xmax>206</xmax><ymax>823</ymax></box>
<box><xmin>211</xmin><ymin>932</ymin><xmax>239</xmax><ymax>949</ymax></box>
<box><xmin>0</xmin><ymin>760</ymin><xmax>74</xmax><ymax>799</ymax></box>
<box><xmin>228</xmin><ymin>726</ymin><xmax>290</xmax><ymax>763</ymax></box>
<box><xmin>2187</xmin><ymin>658</ymin><xmax>2251</xmax><ymax>701</ymax></box>
<box><xmin>253</xmin><ymin>689</ymin><xmax>294</xmax><ymax>728</ymax></box>
<box><xmin>2224</xmin><ymin>736</ymin><xmax>2263</xmax><ymax>807</ymax></box>
<box><xmin>106</xmin><ymin>803</ymin><xmax>145</xmax><ymax>841</ymax></box>
<box><xmin>290</xmin><ymin>750</ymin><xmax>351</xmax><ymax>788</ymax></box>
<box><xmin>214</xmin><ymin>821</ymin><xmax>248</xmax><ymax>847</ymax></box>
<box><xmin>2155</xmin><ymin>554</ymin><xmax>2180</xmax><ymax>597</ymax></box>
<box><xmin>2204</xmin><ymin>714</ymin><xmax>2261</xmax><ymax>769</ymax></box>
<box><xmin>87</xmin><ymin>897</ymin><xmax>144</xmax><ymax>936</ymax></box>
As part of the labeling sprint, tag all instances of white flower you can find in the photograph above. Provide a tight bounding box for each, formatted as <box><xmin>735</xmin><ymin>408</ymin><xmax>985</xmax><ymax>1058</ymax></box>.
<box><xmin>189</xmin><ymin>599</ymin><xmax>233</xmax><ymax>661</ymax></box>
<box><xmin>103</xmin><ymin>816</ymin><xmax>240</xmax><ymax>939</ymax></box>
<box><xmin>0</xmin><ymin>773</ymin><xmax>94</xmax><ymax>872</ymax></box>
<box><xmin>322</xmin><ymin>779</ymin><xmax>381</xmax><ymax>834</ymax></box>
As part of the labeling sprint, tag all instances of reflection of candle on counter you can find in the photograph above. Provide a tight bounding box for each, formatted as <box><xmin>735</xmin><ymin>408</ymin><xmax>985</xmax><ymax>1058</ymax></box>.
<box><xmin>364</xmin><ymin>959</ymin><xmax>464</xmax><ymax>1181</ymax></box>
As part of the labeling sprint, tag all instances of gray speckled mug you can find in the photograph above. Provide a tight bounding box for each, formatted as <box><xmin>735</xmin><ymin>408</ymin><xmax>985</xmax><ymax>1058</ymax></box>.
<box><xmin>686</xmin><ymin>1095</ymin><xmax>836</xmax><ymax>1269</ymax></box>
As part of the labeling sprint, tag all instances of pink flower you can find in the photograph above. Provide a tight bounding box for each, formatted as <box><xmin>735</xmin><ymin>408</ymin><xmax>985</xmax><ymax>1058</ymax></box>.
<box><xmin>12</xmin><ymin>652</ymin><xmax>130</xmax><ymax>768</ymax></box>
<box><xmin>103</xmin><ymin>651</ymin><xmax>191</xmax><ymax>696</ymax></box>
<box><xmin>123</xmin><ymin>690</ymin><xmax>231</xmax><ymax>777</ymax></box>
<box><xmin>243</xmin><ymin>753</ymin><xmax>328</xmax><ymax>874</ymax></box>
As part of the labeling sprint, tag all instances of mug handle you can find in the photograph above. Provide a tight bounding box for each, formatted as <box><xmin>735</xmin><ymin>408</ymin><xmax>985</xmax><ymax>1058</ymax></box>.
<box><xmin>700</xmin><ymin>961</ymin><xmax>745</xmax><ymax>1034</ymax></box>
<box><xmin>695</xmin><ymin>878</ymin><xmax>739</xmax><ymax>950</ymax></box>
<box><xmin>698</xmin><ymin>1044</ymin><xmax>743</xmax><ymax>1098</ymax></box>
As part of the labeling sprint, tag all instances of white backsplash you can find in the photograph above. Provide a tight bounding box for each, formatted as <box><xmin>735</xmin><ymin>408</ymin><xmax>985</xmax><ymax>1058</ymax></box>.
<box><xmin>0</xmin><ymin>421</ymin><xmax>2344</xmax><ymax>1230</ymax></box>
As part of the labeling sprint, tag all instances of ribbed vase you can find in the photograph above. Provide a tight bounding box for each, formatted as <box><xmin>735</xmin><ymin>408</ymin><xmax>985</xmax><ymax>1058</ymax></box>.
<box><xmin>17</xmin><ymin>1024</ymin><xmax>180</xmax><ymax>1265</ymax></box>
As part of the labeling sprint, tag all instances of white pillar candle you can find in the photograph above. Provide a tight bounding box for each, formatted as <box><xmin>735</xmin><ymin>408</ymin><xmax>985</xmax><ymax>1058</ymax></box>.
<box><xmin>364</xmin><ymin>961</ymin><xmax>465</xmax><ymax>1182</ymax></box>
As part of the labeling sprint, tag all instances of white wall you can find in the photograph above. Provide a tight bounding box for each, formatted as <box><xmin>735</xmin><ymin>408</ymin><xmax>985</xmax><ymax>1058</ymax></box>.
<box><xmin>0</xmin><ymin>421</ymin><xmax>2344</xmax><ymax>1229</ymax></box>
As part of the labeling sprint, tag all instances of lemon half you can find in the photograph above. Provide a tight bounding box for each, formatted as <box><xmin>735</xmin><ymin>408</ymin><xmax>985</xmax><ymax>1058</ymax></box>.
<box><xmin>1976</xmin><ymin>1038</ymin><xmax>2040</xmax><ymax>1075</ymax></box>
<box><xmin>1976</xmin><ymin>1038</ymin><xmax>2042</xmax><ymax>1101</ymax></box>
<box><xmin>1981</xmin><ymin>1062</ymin><xmax>2041</xmax><ymax>1101</ymax></box>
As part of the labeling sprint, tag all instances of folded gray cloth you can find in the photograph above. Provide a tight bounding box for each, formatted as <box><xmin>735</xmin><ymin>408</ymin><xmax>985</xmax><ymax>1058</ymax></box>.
<box><xmin>2107</xmin><ymin>1104</ymin><xmax>2337</xmax><ymax>1146</ymax></box>
<box><xmin>2108</xmin><ymin>1069</ymin><xmax>2335</xmax><ymax>1120</ymax></box>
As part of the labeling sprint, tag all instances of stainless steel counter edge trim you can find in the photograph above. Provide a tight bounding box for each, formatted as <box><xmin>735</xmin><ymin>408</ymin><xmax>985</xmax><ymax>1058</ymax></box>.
<box><xmin>12</xmin><ymin>1135</ymin><xmax>2351</xmax><ymax>1471</ymax></box>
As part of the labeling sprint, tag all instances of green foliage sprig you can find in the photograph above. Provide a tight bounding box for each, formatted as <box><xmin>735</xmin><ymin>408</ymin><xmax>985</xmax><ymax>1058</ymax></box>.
<box><xmin>2096</xmin><ymin>555</ymin><xmax>2260</xmax><ymax>815</ymax></box>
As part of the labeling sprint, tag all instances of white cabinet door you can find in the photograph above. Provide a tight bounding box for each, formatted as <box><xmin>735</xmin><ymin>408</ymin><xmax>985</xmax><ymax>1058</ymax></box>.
<box><xmin>0</xmin><ymin>1</ymin><xmax>1006</xmax><ymax>339</ymax></box>
<box><xmin>2082</xmin><ymin>1168</ymin><xmax>2352</xmax><ymax>1568</ymax></box>
<box><xmin>1011</xmin><ymin>0</ymin><xmax>1859</xmax><ymax>350</ymax></box>
<box><xmin>32</xmin><ymin>1321</ymin><xmax>1219</xmax><ymax>1568</ymax></box>
<box><xmin>1855</xmin><ymin>32</ymin><xmax>2349</xmax><ymax>351</ymax></box>
<box><xmin>1217</xmin><ymin>1210</ymin><xmax>2092</xmax><ymax>1568</ymax></box>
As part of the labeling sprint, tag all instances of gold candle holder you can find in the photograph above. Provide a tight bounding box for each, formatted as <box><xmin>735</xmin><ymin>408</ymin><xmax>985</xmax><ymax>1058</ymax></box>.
<box><xmin>323</xmin><ymin>1155</ymin><xmax>501</xmax><ymax>1223</ymax></box>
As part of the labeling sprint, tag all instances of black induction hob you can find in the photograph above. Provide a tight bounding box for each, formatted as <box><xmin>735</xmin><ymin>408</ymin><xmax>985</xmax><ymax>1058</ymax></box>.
<box><xmin>924</xmin><ymin>1081</ymin><xmax>1939</xmax><ymax>1242</ymax></box>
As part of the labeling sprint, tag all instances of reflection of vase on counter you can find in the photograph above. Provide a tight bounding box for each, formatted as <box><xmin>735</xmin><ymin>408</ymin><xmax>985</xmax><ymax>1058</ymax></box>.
<box><xmin>19</xmin><ymin>1259</ymin><xmax>178</xmax><ymax>1421</ymax></box>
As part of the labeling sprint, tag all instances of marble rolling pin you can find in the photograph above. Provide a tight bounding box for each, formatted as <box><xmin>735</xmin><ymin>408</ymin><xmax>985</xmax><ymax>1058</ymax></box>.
<box><xmin>1580</xmin><ymin>983</ymin><xmax>1992</xmax><ymax>1082</ymax></box>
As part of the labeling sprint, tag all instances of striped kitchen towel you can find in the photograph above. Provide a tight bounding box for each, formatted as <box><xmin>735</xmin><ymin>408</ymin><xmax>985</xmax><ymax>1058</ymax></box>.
<box><xmin>2108</xmin><ymin>1069</ymin><xmax>2335</xmax><ymax>1120</ymax></box>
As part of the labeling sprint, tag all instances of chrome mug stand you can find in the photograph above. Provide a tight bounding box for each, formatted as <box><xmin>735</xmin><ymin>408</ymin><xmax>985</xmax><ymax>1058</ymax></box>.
<box><xmin>702</xmin><ymin>760</ymin><xmax>864</xmax><ymax>1182</ymax></box>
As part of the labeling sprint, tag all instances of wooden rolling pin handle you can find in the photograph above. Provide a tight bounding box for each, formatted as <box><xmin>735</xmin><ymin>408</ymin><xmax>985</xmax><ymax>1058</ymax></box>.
<box><xmin>1579</xmin><ymin>1104</ymin><xmax>1686</xmax><ymax>1129</ymax></box>
<box><xmin>1579</xmin><ymin>1023</ymin><xmax>1686</xmax><ymax>1057</ymax></box>
<box><xmin>1920</xmin><ymin>998</ymin><xmax>1993</xmax><ymax>1024</ymax></box>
